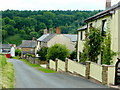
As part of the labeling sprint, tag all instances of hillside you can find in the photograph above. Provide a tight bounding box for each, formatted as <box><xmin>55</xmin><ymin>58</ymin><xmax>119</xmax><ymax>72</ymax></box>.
<box><xmin>2</xmin><ymin>10</ymin><xmax>102</xmax><ymax>45</ymax></box>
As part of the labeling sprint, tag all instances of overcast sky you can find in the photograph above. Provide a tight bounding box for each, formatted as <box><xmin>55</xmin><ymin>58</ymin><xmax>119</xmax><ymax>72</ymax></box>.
<box><xmin>1</xmin><ymin>0</ymin><xmax>120</xmax><ymax>11</ymax></box>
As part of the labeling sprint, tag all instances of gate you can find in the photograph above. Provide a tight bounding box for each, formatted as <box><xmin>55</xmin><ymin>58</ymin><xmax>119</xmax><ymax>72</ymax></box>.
<box><xmin>115</xmin><ymin>58</ymin><xmax>120</xmax><ymax>85</ymax></box>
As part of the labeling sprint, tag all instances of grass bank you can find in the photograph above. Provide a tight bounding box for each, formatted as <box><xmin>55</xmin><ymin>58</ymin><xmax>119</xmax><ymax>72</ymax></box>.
<box><xmin>19</xmin><ymin>58</ymin><xmax>56</xmax><ymax>73</ymax></box>
<box><xmin>0</xmin><ymin>55</ymin><xmax>14</xmax><ymax>88</ymax></box>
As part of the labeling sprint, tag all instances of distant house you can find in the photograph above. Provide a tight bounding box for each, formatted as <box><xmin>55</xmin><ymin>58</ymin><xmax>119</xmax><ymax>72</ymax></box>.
<box><xmin>0</xmin><ymin>44</ymin><xmax>15</xmax><ymax>57</ymax></box>
<box><xmin>20</xmin><ymin>40</ymin><xmax>38</xmax><ymax>57</ymax></box>
<box><xmin>77</xmin><ymin>0</ymin><xmax>120</xmax><ymax>65</ymax></box>
<box><xmin>37</xmin><ymin>27</ymin><xmax>77</xmax><ymax>52</ymax></box>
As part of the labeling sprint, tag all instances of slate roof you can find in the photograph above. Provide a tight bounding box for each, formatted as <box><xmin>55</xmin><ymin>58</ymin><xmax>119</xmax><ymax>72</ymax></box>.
<box><xmin>64</xmin><ymin>34</ymin><xmax>77</xmax><ymax>42</ymax></box>
<box><xmin>85</xmin><ymin>1</ymin><xmax>120</xmax><ymax>22</ymax></box>
<box><xmin>0</xmin><ymin>44</ymin><xmax>12</xmax><ymax>49</ymax></box>
<box><xmin>20</xmin><ymin>40</ymin><xmax>37</xmax><ymax>48</ymax></box>
<box><xmin>37</xmin><ymin>34</ymin><xmax>50</xmax><ymax>41</ymax></box>
<box><xmin>77</xmin><ymin>25</ymin><xmax>87</xmax><ymax>31</ymax></box>
<box><xmin>37</xmin><ymin>33</ymin><xmax>77</xmax><ymax>42</ymax></box>
<box><xmin>37</xmin><ymin>34</ymin><xmax>56</xmax><ymax>42</ymax></box>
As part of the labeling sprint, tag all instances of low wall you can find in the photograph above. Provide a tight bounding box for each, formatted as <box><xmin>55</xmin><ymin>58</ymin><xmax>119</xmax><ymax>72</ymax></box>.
<box><xmin>108</xmin><ymin>66</ymin><xmax>115</xmax><ymax>85</ymax></box>
<box><xmin>57</xmin><ymin>59</ymin><xmax>65</xmax><ymax>71</ymax></box>
<box><xmin>49</xmin><ymin>60</ymin><xmax>56</xmax><ymax>70</ymax></box>
<box><xmin>68</xmin><ymin>59</ymin><xmax>86</xmax><ymax>77</ymax></box>
<box><xmin>49</xmin><ymin>58</ymin><xmax>115</xmax><ymax>85</ymax></box>
<box><xmin>90</xmin><ymin>62</ymin><xmax>102</xmax><ymax>82</ymax></box>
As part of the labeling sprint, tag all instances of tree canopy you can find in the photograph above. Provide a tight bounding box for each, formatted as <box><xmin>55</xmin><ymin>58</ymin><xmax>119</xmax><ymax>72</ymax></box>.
<box><xmin>2</xmin><ymin>10</ymin><xmax>102</xmax><ymax>45</ymax></box>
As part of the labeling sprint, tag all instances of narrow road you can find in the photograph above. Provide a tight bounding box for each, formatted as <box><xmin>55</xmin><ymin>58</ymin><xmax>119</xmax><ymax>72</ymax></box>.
<box><xmin>9</xmin><ymin>59</ymin><xmax>108</xmax><ymax>88</ymax></box>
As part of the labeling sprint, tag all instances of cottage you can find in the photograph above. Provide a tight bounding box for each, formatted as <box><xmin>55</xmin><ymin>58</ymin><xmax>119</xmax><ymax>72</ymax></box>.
<box><xmin>37</xmin><ymin>27</ymin><xmax>77</xmax><ymax>52</ymax></box>
<box><xmin>77</xmin><ymin>0</ymin><xmax>120</xmax><ymax>65</ymax></box>
<box><xmin>20</xmin><ymin>40</ymin><xmax>37</xmax><ymax>57</ymax></box>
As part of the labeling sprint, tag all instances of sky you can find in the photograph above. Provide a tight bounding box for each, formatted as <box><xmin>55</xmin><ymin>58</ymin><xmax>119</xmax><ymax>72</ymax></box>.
<box><xmin>1</xmin><ymin>0</ymin><xmax>120</xmax><ymax>11</ymax></box>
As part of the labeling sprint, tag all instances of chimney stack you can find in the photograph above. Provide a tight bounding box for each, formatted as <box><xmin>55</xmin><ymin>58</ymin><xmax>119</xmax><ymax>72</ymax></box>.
<box><xmin>49</xmin><ymin>28</ymin><xmax>53</xmax><ymax>34</ymax></box>
<box><xmin>56</xmin><ymin>27</ymin><xmax>61</xmax><ymax>34</ymax></box>
<box><xmin>106</xmin><ymin>0</ymin><xmax>111</xmax><ymax>9</ymax></box>
<box><xmin>44</xmin><ymin>29</ymin><xmax>48</xmax><ymax>34</ymax></box>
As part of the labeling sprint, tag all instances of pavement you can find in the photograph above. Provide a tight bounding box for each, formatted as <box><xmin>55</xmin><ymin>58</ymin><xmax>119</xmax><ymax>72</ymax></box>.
<box><xmin>9</xmin><ymin>59</ymin><xmax>110</xmax><ymax>88</ymax></box>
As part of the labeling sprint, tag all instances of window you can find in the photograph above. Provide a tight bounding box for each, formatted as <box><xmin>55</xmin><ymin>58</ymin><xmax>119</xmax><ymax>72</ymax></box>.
<box><xmin>102</xmin><ymin>20</ymin><xmax>107</xmax><ymax>36</ymax></box>
<box><xmin>81</xmin><ymin>31</ymin><xmax>83</xmax><ymax>40</ymax></box>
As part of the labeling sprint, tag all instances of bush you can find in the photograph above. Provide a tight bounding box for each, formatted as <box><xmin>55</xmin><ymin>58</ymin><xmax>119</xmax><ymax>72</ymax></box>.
<box><xmin>37</xmin><ymin>47</ymin><xmax>48</xmax><ymax>61</ymax></box>
<box><xmin>25</xmin><ymin>53</ymin><xmax>33</xmax><ymax>57</ymax></box>
<box><xmin>69</xmin><ymin>51</ymin><xmax>77</xmax><ymax>60</ymax></box>
<box><xmin>47</xmin><ymin>44</ymin><xmax>70</xmax><ymax>61</ymax></box>
<box><xmin>15</xmin><ymin>49</ymin><xmax>21</xmax><ymax>56</ymax></box>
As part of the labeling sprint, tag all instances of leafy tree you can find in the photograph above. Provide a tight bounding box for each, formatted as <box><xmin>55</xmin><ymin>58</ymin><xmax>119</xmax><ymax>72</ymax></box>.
<box><xmin>80</xmin><ymin>27</ymin><xmax>102</xmax><ymax>63</ymax></box>
<box><xmin>47</xmin><ymin>44</ymin><xmax>70</xmax><ymax>61</ymax></box>
<box><xmin>30</xmin><ymin>31</ymin><xmax>38</xmax><ymax>38</ymax></box>
<box><xmin>69</xmin><ymin>51</ymin><xmax>77</xmax><ymax>60</ymax></box>
<box><xmin>15</xmin><ymin>49</ymin><xmax>21</xmax><ymax>56</ymax></box>
<box><xmin>102</xmin><ymin>30</ymin><xmax>116</xmax><ymax>65</ymax></box>
<box><xmin>37</xmin><ymin>47</ymin><xmax>48</xmax><ymax>61</ymax></box>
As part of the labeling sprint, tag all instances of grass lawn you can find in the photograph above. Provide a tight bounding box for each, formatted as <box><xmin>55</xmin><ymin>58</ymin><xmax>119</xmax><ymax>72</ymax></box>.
<box><xmin>0</xmin><ymin>55</ymin><xmax>14</xmax><ymax>89</ymax></box>
<box><xmin>19</xmin><ymin>58</ymin><xmax>56</xmax><ymax>73</ymax></box>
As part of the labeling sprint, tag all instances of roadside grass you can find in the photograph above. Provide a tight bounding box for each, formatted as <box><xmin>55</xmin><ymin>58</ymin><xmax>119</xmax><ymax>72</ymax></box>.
<box><xmin>0</xmin><ymin>55</ymin><xmax>14</xmax><ymax>88</ymax></box>
<box><xmin>2</xmin><ymin>62</ymin><xmax>14</xmax><ymax>88</ymax></box>
<box><xmin>10</xmin><ymin>56</ymin><xmax>20</xmax><ymax>59</ymax></box>
<box><xmin>19</xmin><ymin>58</ymin><xmax>56</xmax><ymax>73</ymax></box>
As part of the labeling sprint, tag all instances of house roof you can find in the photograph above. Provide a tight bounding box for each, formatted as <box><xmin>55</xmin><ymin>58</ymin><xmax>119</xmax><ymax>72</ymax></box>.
<box><xmin>37</xmin><ymin>34</ymin><xmax>50</xmax><ymax>41</ymax></box>
<box><xmin>77</xmin><ymin>25</ymin><xmax>87</xmax><ymax>31</ymax></box>
<box><xmin>37</xmin><ymin>34</ymin><xmax>77</xmax><ymax>42</ymax></box>
<box><xmin>64</xmin><ymin>34</ymin><xmax>77</xmax><ymax>42</ymax></box>
<box><xmin>0</xmin><ymin>44</ymin><xmax>12</xmax><ymax>49</ymax></box>
<box><xmin>20</xmin><ymin>40</ymin><xmax>37</xmax><ymax>48</ymax></box>
<box><xmin>37</xmin><ymin>34</ymin><xmax>56</xmax><ymax>42</ymax></box>
<box><xmin>85</xmin><ymin>1</ymin><xmax>120</xmax><ymax>22</ymax></box>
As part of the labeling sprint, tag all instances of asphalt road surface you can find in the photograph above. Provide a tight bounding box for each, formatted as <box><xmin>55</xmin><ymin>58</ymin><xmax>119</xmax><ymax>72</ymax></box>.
<box><xmin>9</xmin><ymin>59</ymin><xmax>108</xmax><ymax>88</ymax></box>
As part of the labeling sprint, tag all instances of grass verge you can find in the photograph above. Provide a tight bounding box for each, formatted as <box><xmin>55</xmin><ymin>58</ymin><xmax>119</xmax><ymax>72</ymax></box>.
<box><xmin>20</xmin><ymin>58</ymin><xmax>56</xmax><ymax>73</ymax></box>
<box><xmin>0</xmin><ymin>55</ymin><xmax>14</xmax><ymax>88</ymax></box>
<box><xmin>2</xmin><ymin>62</ymin><xmax>14</xmax><ymax>88</ymax></box>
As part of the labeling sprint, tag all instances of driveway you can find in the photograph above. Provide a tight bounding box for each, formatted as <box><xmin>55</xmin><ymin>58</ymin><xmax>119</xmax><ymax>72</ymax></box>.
<box><xmin>9</xmin><ymin>59</ymin><xmax>108</xmax><ymax>88</ymax></box>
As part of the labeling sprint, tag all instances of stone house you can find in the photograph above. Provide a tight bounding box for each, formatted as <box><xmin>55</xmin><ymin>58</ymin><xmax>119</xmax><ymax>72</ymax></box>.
<box><xmin>20</xmin><ymin>40</ymin><xmax>38</xmax><ymax>57</ymax></box>
<box><xmin>37</xmin><ymin>27</ymin><xmax>77</xmax><ymax>52</ymax></box>
<box><xmin>77</xmin><ymin>0</ymin><xmax>120</xmax><ymax>65</ymax></box>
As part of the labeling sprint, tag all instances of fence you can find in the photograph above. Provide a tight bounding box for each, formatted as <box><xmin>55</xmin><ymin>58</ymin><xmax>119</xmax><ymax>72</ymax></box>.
<box><xmin>49</xmin><ymin>58</ymin><xmax>115</xmax><ymax>85</ymax></box>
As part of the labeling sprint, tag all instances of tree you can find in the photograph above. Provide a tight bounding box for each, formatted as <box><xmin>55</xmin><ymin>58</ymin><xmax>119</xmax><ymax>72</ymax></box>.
<box><xmin>102</xmin><ymin>30</ymin><xmax>116</xmax><ymax>65</ymax></box>
<box><xmin>47</xmin><ymin>44</ymin><xmax>70</xmax><ymax>61</ymax></box>
<box><xmin>80</xmin><ymin>27</ymin><xmax>102</xmax><ymax>63</ymax></box>
<box><xmin>30</xmin><ymin>31</ymin><xmax>38</xmax><ymax>38</ymax></box>
<box><xmin>37</xmin><ymin>47</ymin><xmax>48</xmax><ymax>61</ymax></box>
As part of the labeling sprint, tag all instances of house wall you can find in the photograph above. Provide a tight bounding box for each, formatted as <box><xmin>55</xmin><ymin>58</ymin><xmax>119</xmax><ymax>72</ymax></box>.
<box><xmin>87</xmin><ymin>8</ymin><xmax>120</xmax><ymax>65</ymax></box>
<box><xmin>77</xmin><ymin>30</ymin><xmax>86</xmax><ymax>62</ymax></box>
<box><xmin>47</xmin><ymin>34</ymin><xmax>76</xmax><ymax>51</ymax></box>
<box><xmin>22</xmin><ymin>48</ymin><xmax>35</xmax><ymax>52</ymax></box>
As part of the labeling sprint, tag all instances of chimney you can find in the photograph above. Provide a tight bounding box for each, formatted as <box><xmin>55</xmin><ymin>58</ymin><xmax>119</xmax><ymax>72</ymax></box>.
<box><xmin>106</xmin><ymin>0</ymin><xmax>111</xmax><ymax>9</ymax></box>
<box><xmin>49</xmin><ymin>28</ymin><xmax>53</xmax><ymax>34</ymax></box>
<box><xmin>56</xmin><ymin>27</ymin><xmax>61</xmax><ymax>34</ymax></box>
<box><xmin>44</xmin><ymin>29</ymin><xmax>48</xmax><ymax>34</ymax></box>
<box><xmin>32</xmin><ymin>37</ymin><xmax>36</xmax><ymax>41</ymax></box>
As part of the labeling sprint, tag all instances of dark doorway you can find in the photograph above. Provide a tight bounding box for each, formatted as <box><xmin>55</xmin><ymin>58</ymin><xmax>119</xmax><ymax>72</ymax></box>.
<box><xmin>115</xmin><ymin>58</ymin><xmax>120</xmax><ymax>85</ymax></box>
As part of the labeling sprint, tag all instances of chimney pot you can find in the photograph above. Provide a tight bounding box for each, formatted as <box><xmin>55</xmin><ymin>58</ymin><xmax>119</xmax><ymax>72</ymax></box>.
<box><xmin>44</xmin><ymin>29</ymin><xmax>48</xmax><ymax>34</ymax></box>
<box><xmin>106</xmin><ymin>0</ymin><xmax>111</xmax><ymax>9</ymax></box>
<box><xmin>56</xmin><ymin>27</ymin><xmax>61</xmax><ymax>34</ymax></box>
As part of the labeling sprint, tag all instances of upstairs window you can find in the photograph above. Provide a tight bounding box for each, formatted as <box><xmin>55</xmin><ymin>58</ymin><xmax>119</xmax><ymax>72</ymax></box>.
<box><xmin>102</xmin><ymin>20</ymin><xmax>107</xmax><ymax>36</ymax></box>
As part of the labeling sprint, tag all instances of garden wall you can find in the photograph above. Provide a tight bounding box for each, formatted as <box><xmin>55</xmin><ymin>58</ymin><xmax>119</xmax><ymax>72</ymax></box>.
<box><xmin>49</xmin><ymin>58</ymin><xmax>116</xmax><ymax>85</ymax></box>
